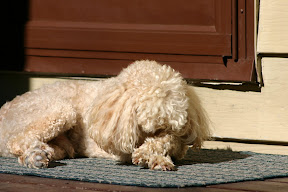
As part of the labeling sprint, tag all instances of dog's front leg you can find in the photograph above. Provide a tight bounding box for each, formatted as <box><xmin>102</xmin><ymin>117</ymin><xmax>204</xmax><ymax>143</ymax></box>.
<box><xmin>132</xmin><ymin>135</ymin><xmax>188</xmax><ymax>171</ymax></box>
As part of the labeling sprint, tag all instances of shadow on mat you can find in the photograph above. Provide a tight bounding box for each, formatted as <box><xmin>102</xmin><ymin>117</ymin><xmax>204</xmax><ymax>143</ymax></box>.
<box><xmin>116</xmin><ymin>149</ymin><xmax>250</xmax><ymax>169</ymax></box>
<box><xmin>45</xmin><ymin>149</ymin><xmax>250</xmax><ymax>168</ymax></box>
<box><xmin>48</xmin><ymin>161</ymin><xmax>67</xmax><ymax>168</ymax></box>
<box><xmin>175</xmin><ymin>149</ymin><xmax>250</xmax><ymax>166</ymax></box>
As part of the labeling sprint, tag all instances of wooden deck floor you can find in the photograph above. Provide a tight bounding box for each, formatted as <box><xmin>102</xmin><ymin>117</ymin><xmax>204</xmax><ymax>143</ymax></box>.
<box><xmin>1</xmin><ymin>141</ymin><xmax>287</xmax><ymax>192</ymax></box>
<box><xmin>1</xmin><ymin>173</ymin><xmax>288</xmax><ymax>192</ymax></box>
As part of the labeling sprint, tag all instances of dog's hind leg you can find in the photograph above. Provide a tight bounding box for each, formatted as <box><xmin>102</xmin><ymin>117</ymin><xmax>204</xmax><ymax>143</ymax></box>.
<box><xmin>7</xmin><ymin>103</ymin><xmax>77</xmax><ymax>168</ymax></box>
<box><xmin>48</xmin><ymin>134</ymin><xmax>75</xmax><ymax>160</ymax></box>
<box><xmin>16</xmin><ymin>134</ymin><xmax>75</xmax><ymax>168</ymax></box>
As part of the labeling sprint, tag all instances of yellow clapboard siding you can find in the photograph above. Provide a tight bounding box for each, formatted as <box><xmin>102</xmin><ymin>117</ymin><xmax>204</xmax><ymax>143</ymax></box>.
<box><xmin>194</xmin><ymin>58</ymin><xmax>288</xmax><ymax>142</ymax></box>
<box><xmin>257</xmin><ymin>0</ymin><xmax>288</xmax><ymax>54</ymax></box>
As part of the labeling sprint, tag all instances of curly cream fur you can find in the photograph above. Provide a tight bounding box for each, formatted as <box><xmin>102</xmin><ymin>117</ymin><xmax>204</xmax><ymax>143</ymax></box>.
<box><xmin>0</xmin><ymin>60</ymin><xmax>210</xmax><ymax>170</ymax></box>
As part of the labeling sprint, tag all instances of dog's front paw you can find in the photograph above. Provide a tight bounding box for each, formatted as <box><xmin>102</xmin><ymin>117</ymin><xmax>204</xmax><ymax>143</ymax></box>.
<box><xmin>132</xmin><ymin>150</ymin><xmax>149</xmax><ymax>168</ymax></box>
<box><xmin>148</xmin><ymin>155</ymin><xmax>175</xmax><ymax>171</ymax></box>
<box><xmin>18</xmin><ymin>143</ymin><xmax>54</xmax><ymax>169</ymax></box>
<box><xmin>132</xmin><ymin>150</ymin><xmax>175</xmax><ymax>171</ymax></box>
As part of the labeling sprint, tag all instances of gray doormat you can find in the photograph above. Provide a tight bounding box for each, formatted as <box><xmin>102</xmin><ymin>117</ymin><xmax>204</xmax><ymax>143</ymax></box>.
<box><xmin>0</xmin><ymin>149</ymin><xmax>287</xmax><ymax>188</ymax></box>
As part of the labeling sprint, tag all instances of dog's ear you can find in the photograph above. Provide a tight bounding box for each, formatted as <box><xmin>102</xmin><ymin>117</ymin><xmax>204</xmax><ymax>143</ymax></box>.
<box><xmin>86</xmin><ymin>84</ymin><xmax>138</xmax><ymax>155</ymax></box>
<box><xmin>181</xmin><ymin>87</ymin><xmax>211</xmax><ymax>148</ymax></box>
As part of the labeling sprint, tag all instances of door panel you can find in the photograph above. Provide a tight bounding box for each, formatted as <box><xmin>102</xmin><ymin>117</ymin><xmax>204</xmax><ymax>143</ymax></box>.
<box><xmin>27</xmin><ymin>0</ymin><xmax>231</xmax><ymax>56</ymax></box>
<box><xmin>25</xmin><ymin>0</ymin><xmax>255</xmax><ymax>81</ymax></box>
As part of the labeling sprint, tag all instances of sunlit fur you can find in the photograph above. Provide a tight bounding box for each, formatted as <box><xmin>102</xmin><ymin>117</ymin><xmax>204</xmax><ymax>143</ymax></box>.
<box><xmin>0</xmin><ymin>60</ymin><xmax>210</xmax><ymax>170</ymax></box>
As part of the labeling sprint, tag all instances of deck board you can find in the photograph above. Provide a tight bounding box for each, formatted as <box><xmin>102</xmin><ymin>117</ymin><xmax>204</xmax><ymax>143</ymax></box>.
<box><xmin>1</xmin><ymin>173</ymin><xmax>287</xmax><ymax>192</ymax></box>
<box><xmin>209</xmin><ymin>180</ymin><xmax>288</xmax><ymax>192</ymax></box>
<box><xmin>266</xmin><ymin>177</ymin><xmax>288</xmax><ymax>183</ymax></box>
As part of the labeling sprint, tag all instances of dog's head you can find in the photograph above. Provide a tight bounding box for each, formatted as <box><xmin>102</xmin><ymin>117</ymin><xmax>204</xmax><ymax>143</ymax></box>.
<box><xmin>86</xmin><ymin>60</ymin><xmax>210</xmax><ymax>155</ymax></box>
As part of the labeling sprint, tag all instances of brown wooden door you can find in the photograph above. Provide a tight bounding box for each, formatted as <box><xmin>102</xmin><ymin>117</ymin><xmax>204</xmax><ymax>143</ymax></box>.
<box><xmin>25</xmin><ymin>0</ymin><xmax>255</xmax><ymax>82</ymax></box>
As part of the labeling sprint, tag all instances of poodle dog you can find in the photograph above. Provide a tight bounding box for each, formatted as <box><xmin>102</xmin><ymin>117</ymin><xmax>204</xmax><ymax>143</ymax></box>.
<box><xmin>0</xmin><ymin>60</ymin><xmax>210</xmax><ymax>171</ymax></box>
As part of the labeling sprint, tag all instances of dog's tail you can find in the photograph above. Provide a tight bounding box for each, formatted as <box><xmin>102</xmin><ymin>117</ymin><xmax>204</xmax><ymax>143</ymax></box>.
<box><xmin>0</xmin><ymin>101</ymin><xmax>14</xmax><ymax>156</ymax></box>
<box><xmin>0</xmin><ymin>101</ymin><xmax>11</xmax><ymax>126</ymax></box>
